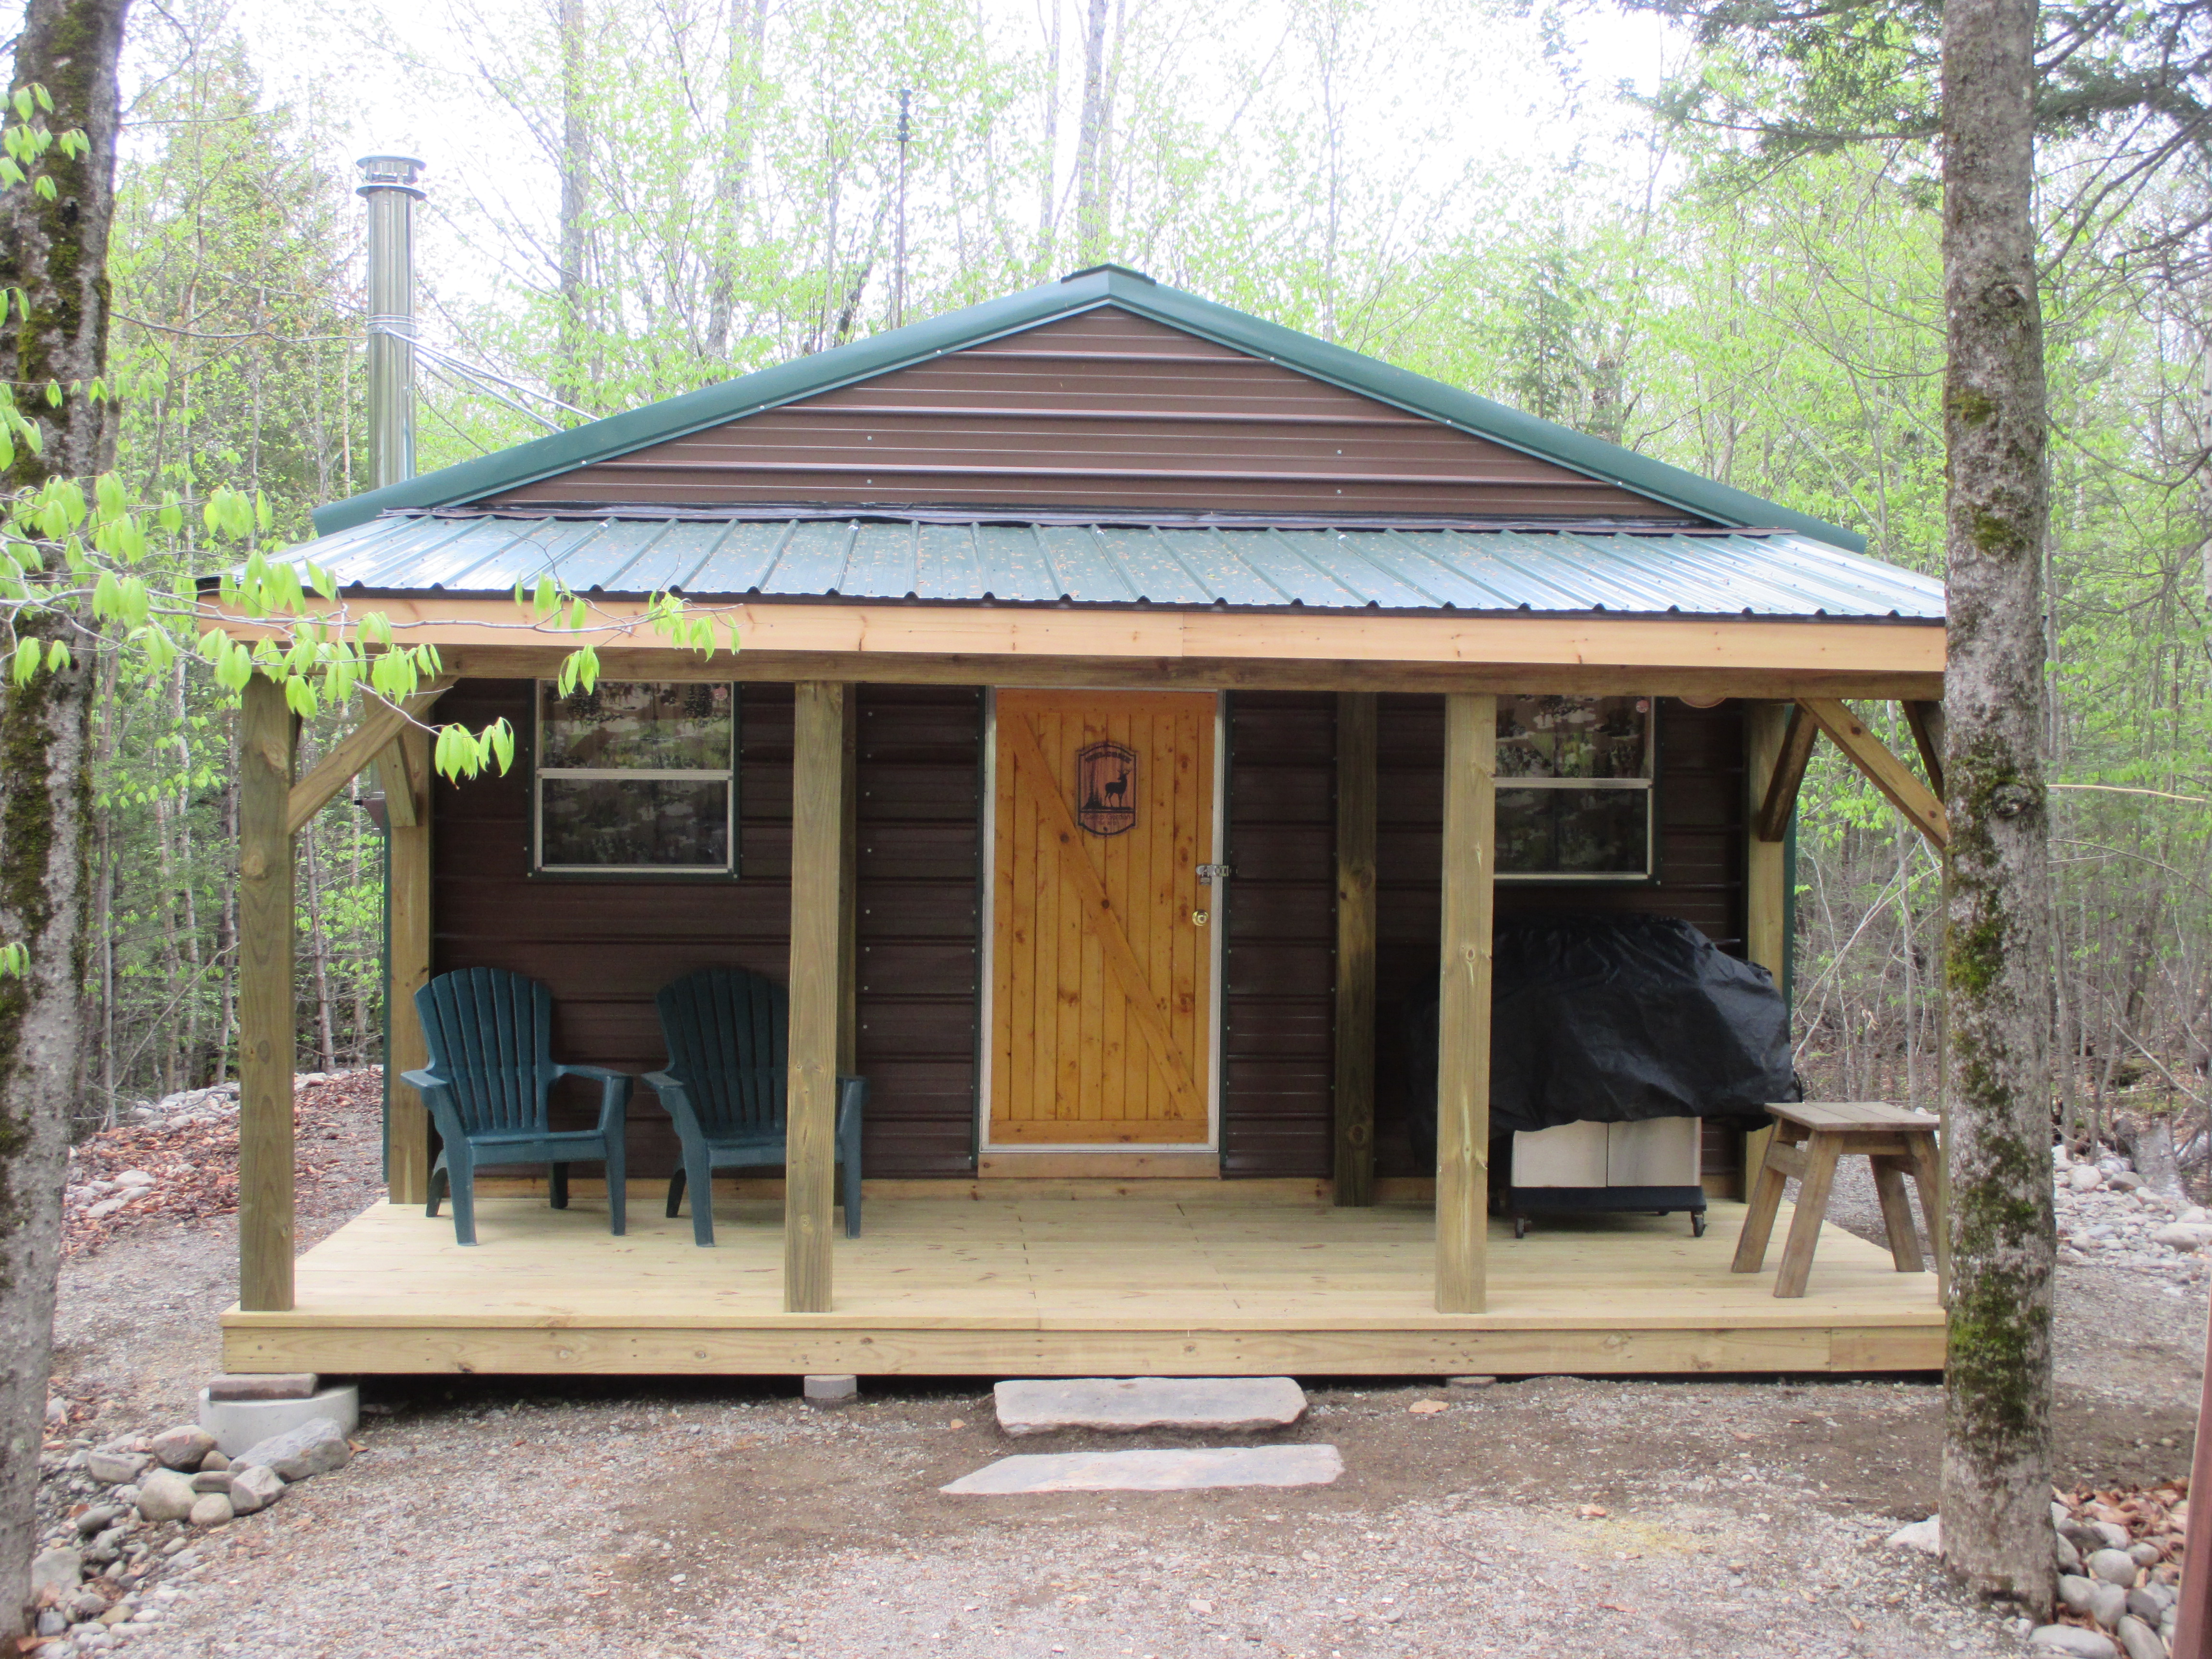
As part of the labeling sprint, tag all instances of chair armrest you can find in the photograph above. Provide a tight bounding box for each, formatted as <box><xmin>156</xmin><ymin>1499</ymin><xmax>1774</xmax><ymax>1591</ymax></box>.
<box><xmin>398</xmin><ymin>1069</ymin><xmax>467</xmax><ymax>1147</ymax></box>
<box><xmin>643</xmin><ymin>1071</ymin><xmax>710</xmax><ymax>1144</ymax></box>
<box><xmin>834</xmin><ymin>1074</ymin><xmax>867</xmax><ymax>1140</ymax></box>
<box><xmin>557</xmin><ymin>1064</ymin><xmax>634</xmax><ymax>1136</ymax></box>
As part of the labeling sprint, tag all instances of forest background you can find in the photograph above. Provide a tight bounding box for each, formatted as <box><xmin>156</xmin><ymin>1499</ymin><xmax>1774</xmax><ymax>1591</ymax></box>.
<box><xmin>66</xmin><ymin>0</ymin><xmax>2211</xmax><ymax>1156</ymax></box>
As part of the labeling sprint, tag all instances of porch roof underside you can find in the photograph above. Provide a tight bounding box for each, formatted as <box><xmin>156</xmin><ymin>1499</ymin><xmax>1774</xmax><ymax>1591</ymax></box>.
<box><xmin>310</xmin><ymin>510</ymin><xmax>1945</xmax><ymax>622</ymax></box>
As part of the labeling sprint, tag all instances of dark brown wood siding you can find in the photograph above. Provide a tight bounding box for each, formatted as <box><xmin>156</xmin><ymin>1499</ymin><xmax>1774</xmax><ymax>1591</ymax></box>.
<box><xmin>487</xmin><ymin>309</ymin><xmax>1703</xmax><ymax>522</ymax></box>
<box><xmin>429</xmin><ymin>679</ymin><xmax>981</xmax><ymax>1178</ymax></box>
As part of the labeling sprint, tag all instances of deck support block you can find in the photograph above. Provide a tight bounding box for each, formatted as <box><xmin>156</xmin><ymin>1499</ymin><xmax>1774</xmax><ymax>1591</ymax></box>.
<box><xmin>1435</xmin><ymin>692</ymin><xmax>1496</xmax><ymax>1313</ymax></box>
<box><xmin>239</xmin><ymin>674</ymin><xmax>297</xmax><ymax>1312</ymax></box>
<box><xmin>385</xmin><ymin>724</ymin><xmax>434</xmax><ymax>1205</ymax></box>
<box><xmin>786</xmin><ymin>682</ymin><xmax>849</xmax><ymax>1313</ymax></box>
<box><xmin>1333</xmin><ymin>691</ymin><xmax>1378</xmax><ymax>1207</ymax></box>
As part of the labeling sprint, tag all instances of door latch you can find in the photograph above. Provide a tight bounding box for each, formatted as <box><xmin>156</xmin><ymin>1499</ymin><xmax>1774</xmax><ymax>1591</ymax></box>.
<box><xmin>1196</xmin><ymin>863</ymin><xmax>1233</xmax><ymax>885</ymax></box>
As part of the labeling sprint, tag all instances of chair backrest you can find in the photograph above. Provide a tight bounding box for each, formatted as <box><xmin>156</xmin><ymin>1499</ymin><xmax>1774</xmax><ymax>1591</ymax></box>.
<box><xmin>415</xmin><ymin>968</ymin><xmax>561</xmax><ymax>1136</ymax></box>
<box><xmin>654</xmin><ymin>968</ymin><xmax>787</xmax><ymax>1138</ymax></box>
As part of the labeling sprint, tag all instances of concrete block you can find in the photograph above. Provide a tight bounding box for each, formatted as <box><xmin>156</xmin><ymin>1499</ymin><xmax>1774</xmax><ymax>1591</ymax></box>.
<box><xmin>994</xmin><ymin>1376</ymin><xmax>1307</xmax><ymax>1436</ymax></box>
<box><xmin>803</xmin><ymin>1374</ymin><xmax>859</xmax><ymax>1405</ymax></box>
<box><xmin>198</xmin><ymin>1383</ymin><xmax>358</xmax><ymax>1459</ymax></box>
<box><xmin>942</xmin><ymin>1444</ymin><xmax>1344</xmax><ymax>1494</ymax></box>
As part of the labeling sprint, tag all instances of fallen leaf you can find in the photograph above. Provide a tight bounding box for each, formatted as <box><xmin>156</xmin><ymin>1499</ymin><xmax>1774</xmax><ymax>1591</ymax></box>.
<box><xmin>1408</xmin><ymin>1400</ymin><xmax>1447</xmax><ymax>1416</ymax></box>
<box><xmin>1731</xmin><ymin>1431</ymin><xmax>1755</xmax><ymax>1442</ymax></box>
<box><xmin>1577</xmin><ymin>1504</ymin><xmax>1608</xmax><ymax>1519</ymax></box>
<box><xmin>948</xmin><ymin>1419</ymin><xmax>965</xmax><ymax>1430</ymax></box>
<box><xmin>584</xmin><ymin>1588</ymin><xmax>611</xmax><ymax>1599</ymax></box>
<box><xmin>1849</xmin><ymin>1616</ymin><xmax>1865</xmax><ymax>1632</ymax></box>
<box><xmin>1597</xmin><ymin>1603</ymin><xmax>1631</xmax><ymax>1613</ymax></box>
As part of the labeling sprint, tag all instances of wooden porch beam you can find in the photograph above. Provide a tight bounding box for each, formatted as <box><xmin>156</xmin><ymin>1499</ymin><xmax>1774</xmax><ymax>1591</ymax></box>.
<box><xmin>285</xmin><ymin>679</ymin><xmax>453</xmax><ymax>837</ymax></box>
<box><xmin>1333</xmin><ymin>692</ymin><xmax>1378</xmax><ymax>1208</ymax></box>
<box><xmin>785</xmin><ymin>682</ymin><xmax>848</xmax><ymax>1313</ymax></box>
<box><xmin>1436</xmin><ymin>692</ymin><xmax>1497</xmax><ymax>1314</ymax></box>
<box><xmin>1797</xmin><ymin>698</ymin><xmax>1951</xmax><ymax>847</ymax></box>
<box><xmin>1754</xmin><ymin>704</ymin><xmax>1817</xmax><ymax>843</ymax></box>
<box><xmin>239</xmin><ymin>674</ymin><xmax>297</xmax><ymax>1312</ymax></box>
<box><xmin>1904</xmin><ymin>700</ymin><xmax>1946</xmax><ymax>800</ymax></box>
<box><xmin>385</xmin><ymin>723</ymin><xmax>434</xmax><ymax>1205</ymax></box>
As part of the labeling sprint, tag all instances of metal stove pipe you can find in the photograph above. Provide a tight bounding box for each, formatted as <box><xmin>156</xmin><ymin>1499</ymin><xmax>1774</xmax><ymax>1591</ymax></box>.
<box><xmin>357</xmin><ymin>154</ymin><xmax>426</xmax><ymax>489</ymax></box>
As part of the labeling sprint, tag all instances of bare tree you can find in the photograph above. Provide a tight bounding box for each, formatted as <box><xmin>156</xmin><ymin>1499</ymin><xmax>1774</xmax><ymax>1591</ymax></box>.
<box><xmin>1073</xmin><ymin>0</ymin><xmax>1111</xmax><ymax>262</ymax></box>
<box><xmin>1937</xmin><ymin>0</ymin><xmax>2057</xmax><ymax>1609</ymax></box>
<box><xmin>0</xmin><ymin>0</ymin><xmax>133</xmax><ymax>1633</ymax></box>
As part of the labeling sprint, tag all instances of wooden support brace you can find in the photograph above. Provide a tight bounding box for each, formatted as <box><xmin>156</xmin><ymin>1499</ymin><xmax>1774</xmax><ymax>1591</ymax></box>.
<box><xmin>1435</xmin><ymin>691</ymin><xmax>1497</xmax><ymax>1314</ymax></box>
<box><xmin>239</xmin><ymin>675</ymin><xmax>297</xmax><ymax>1311</ymax></box>
<box><xmin>785</xmin><ymin>682</ymin><xmax>848</xmax><ymax>1313</ymax></box>
<box><xmin>1797</xmin><ymin>698</ymin><xmax>1951</xmax><ymax>847</ymax></box>
<box><xmin>286</xmin><ymin>678</ymin><xmax>453</xmax><ymax>836</ymax></box>
<box><xmin>1754</xmin><ymin>703</ymin><xmax>1816</xmax><ymax>843</ymax></box>
<box><xmin>1903</xmin><ymin>700</ymin><xmax>1946</xmax><ymax>800</ymax></box>
<box><xmin>1333</xmin><ymin>691</ymin><xmax>1378</xmax><ymax>1208</ymax></box>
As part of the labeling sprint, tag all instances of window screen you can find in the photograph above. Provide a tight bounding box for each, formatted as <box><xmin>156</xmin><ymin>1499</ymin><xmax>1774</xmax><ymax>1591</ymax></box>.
<box><xmin>534</xmin><ymin>682</ymin><xmax>736</xmax><ymax>874</ymax></box>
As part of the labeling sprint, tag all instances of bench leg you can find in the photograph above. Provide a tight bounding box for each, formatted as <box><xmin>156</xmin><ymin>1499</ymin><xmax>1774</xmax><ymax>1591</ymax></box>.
<box><xmin>1905</xmin><ymin>1131</ymin><xmax>1948</xmax><ymax>1300</ymax></box>
<box><xmin>1774</xmin><ymin>1132</ymin><xmax>1841</xmax><ymax>1298</ymax></box>
<box><xmin>1871</xmin><ymin>1155</ymin><xmax>1926</xmax><ymax>1272</ymax></box>
<box><xmin>1731</xmin><ymin>1131</ymin><xmax>1793</xmax><ymax>1274</ymax></box>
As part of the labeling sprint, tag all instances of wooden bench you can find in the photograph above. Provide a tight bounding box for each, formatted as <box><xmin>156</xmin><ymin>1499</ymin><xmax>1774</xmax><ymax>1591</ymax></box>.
<box><xmin>1731</xmin><ymin>1102</ymin><xmax>1945</xmax><ymax>1298</ymax></box>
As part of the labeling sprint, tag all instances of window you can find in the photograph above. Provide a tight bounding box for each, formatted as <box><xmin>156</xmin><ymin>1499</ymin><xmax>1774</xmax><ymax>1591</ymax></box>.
<box><xmin>534</xmin><ymin>682</ymin><xmax>736</xmax><ymax>875</ymax></box>
<box><xmin>1494</xmin><ymin>694</ymin><xmax>1655</xmax><ymax>880</ymax></box>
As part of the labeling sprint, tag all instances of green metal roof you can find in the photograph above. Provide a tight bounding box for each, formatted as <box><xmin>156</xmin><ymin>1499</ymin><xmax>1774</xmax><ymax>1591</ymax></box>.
<box><xmin>311</xmin><ymin>267</ymin><xmax>1863</xmax><ymax>552</ymax></box>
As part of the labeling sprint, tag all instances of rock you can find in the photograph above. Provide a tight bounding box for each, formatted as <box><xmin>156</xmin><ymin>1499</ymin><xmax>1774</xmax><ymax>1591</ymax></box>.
<box><xmin>941</xmin><ymin>1444</ymin><xmax>1346</xmax><ymax>1494</ymax></box>
<box><xmin>198</xmin><ymin>1450</ymin><xmax>229</xmax><ymax>1473</ymax></box>
<box><xmin>199</xmin><ymin>1382</ymin><xmax>358</xmax><ymax>1457</ymax></box>
<box><xmin>2089</xmin><ymin>1521</ymin><xmax>2133</xmax><ymax>1551</ymax></box>
<box><xmin>2057</xmin><ymin>1532</ymin><xmax>2085</xmax><ymax>1572</ymax></box>
<box><xmin>2151</xmin><ymin>1225</ymin><xmax>2212</xmax><ymax>1252</ymax></box>
<box><xmin>1446</xmin><ymin>1375</ymin><xmax>1497</xmax><ymax>1388</ymax></box>
<box><xmin>2116</xmin><ymin>1615</ymin><xmax>2167</xmax><ymax>1659</ymax></box>
<box><xmin>186</xmin><ymin>1494</ymin><xmax>232</xmax><ymax>1527</ymax></box>
<box><xmin>36</xmin><ymin>1610</ymin><xmax>67</xmax><ymax>1637</ymax></box>
<box><xmin>2131</xmin><ymin>1586</ymin><xmax>2176</xmax><ymax>1621</ymax></box>
<box><xmin>132</xmin><ymin>1470</ymin><xmax>196</xmax><ymax>1525</ymax></box>
<box><xmin>65</xmin><ymin>1588</ymin><xmax>108</xmax><ymax>1623</ymax></box>
<box><xmin>802</xmin><ymin>1374</ymin><xmax>858</xmax><ymax>1405</ymax></box>
<box><xmin>2072</xmin><ymin>1166</ymin><xmax>2105</xmax><ymax>1192</ymax></box>
<box><xmin>233</xmin><ymin>1417</ymin><xmax>350</xmax><ymax>1481</ymax></box>
<box><xmin>188</xmin><ymin>1471</ymin><xmax>233</xmax><ymax>1495</ymax></box>
<box><xmin>1886</xmin><ymin>1516</ymin><xmax>1942</xmax><ymax>1555</ymax></box>
<box><xmin>2185</xmin><ymin>1207</ymin><xmax>2208</xmax><ymax>1224</ymax></box>
<box><xmin>74</xmin><ymin>1506</ymin><xmax>119</xmax><ymax>1537</ymax></box>
<box><xmin>226</xmin><ymin>1465</ymin><xmax>284</xmax><ymax>1515</ymax></box>
<box><xmin>82</xmin><ymin>1528</ymin><xmax>123</xmax><ymax>1567</ymax></box>
<box><xmin>31</xmin><ymin>1547</ymin><xmax>83</xmax><ymax>1600</ymax></box>
<box><xmin>202</xmin><ymin>1374</ymin><xmax>318</xmax><ymax>1403</ymax></box>
<box><xmin>148</xmin><ymin>1426</ymin><xmax>215</xmax><ymax>1472</ymax></box>
<box><xmin>2091</xmin><ymin>1580</ymin><xmax>2132</xmax><ymax>1630</ymax></box>
<box><xmin>2031</xmin><ymin>1628</ymin><xmax>2118</xmax><ymax>1659</ymax></box>
<box><xmin>84</xmin><ymin>1449</ymin><xmax>148</xmax><ymax>1486</ymax></box>
<box><xmin>2110</xmin><ymin>1172</ymin><xmax>2147</xmax><ymax>1191</ymax></box>
<box><xmin>2090</xmin><ymin>1548</ymin><xmax>2142</xmax><ymax>1587</ymax></box>
<box><xmin>2131</xmin><ymin>1541</ymin><xmax>2164</xmax><ymax>1566</ymax></box>
<box><xmin>109</xmin><ymin>1485</ymin><xmax>136</xmax><ymax>1510</ymax></box>
<box><xmin>996</xmin><ymin>1376</ymin><xmax>1308</xmax><ymax>1436</ymax></box>
<box><xmin>114</xmin><ymin>1170</ymin><xmax>155</xmax><ymax>1189</ymax></box>
<box><xmin>2060</xmin><ymin>1575</ymin><xmax>2099</xmax><ymax>1615</ymax></box>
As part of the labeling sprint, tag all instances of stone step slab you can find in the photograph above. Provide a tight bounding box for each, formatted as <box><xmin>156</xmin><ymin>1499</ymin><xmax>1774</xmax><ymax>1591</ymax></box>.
<box><xmin>994</xmin><ymin>1375</ymin><xmax>1307</xmax><ymax>1436</ymax></box>
<box><xmin>942</xmin><ymin>1444</ymin><xmax>1343</xmax><ymax>1495</ymax></box>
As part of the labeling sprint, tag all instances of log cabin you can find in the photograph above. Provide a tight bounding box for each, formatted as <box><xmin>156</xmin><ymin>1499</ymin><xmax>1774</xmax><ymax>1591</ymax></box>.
<box><xmin>204</xmin><ymin>264</ymin><xmax>1951</xmax><ymax>1379</ymax></box>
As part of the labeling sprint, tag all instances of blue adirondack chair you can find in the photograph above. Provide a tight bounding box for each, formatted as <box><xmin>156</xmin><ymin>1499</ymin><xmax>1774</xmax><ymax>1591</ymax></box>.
<box><xmin>403</xmin><ymin>967</ymin><xmax>634</xmax><ymax>1247</ymax></box>
<box><xmin>646</xmin><ymin>967</ymin><xmax>866</xmax><ymax>1246</ymax></box>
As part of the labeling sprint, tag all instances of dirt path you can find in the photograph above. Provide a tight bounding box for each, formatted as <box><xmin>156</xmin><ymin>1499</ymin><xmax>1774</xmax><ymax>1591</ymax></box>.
<box><xmin>37</xmin><ymin>1085</ymin><xmax>2211</xmax><ymax>1659</ymax></box>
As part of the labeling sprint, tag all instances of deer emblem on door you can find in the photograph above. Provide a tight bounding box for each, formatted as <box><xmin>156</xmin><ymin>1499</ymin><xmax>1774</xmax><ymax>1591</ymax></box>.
<box><xmin>1074</xmin><ymin>741</ymin><xmax>1138</xmax><ymax>836</ymax></box>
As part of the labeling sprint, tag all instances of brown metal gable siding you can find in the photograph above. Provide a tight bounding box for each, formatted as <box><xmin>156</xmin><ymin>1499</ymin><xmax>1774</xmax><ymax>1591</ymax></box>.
<box><xmin>488</xmin><ymin>309</ymin><xmax>1702</xmax><ymax>521</ymax></box>
<box><xmin>429</xmin><ymin>680</ymin><xmax>981</xmax><ymax>1180</ymax></box>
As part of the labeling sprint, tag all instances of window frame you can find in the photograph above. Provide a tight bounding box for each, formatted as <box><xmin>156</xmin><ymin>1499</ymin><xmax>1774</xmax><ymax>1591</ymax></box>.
<box><xmin>1493</xmin><ymin>694</ymin><xmax>1659</xmax><ymax>885</ymax></box>
<box><xmin>529</xmin><ymin>680</ymin><xmax>741</xmax><ymax>880</ymax></box>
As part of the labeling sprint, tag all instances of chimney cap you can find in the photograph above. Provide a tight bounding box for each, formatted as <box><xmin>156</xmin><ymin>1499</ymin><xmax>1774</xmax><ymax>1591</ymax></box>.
<box><xmin>356</xmin><ymin>154</ymin><xmax>427</xmax><ymax>199</ymax></box>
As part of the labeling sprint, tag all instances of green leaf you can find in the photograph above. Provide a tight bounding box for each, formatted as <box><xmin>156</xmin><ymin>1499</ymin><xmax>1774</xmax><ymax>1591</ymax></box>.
<box><xmin>44</xmin><ymin>637</ymin><xmax>69</xmax><ymax>671</ymax></box>
<box><xmin>0</xmin><ymin>941</ymin><xmax>27</xmax><ymax>979</ymax></box>
<box><xmin>32</xmin><ymin>175</ymin><xmax>55</xmax><ymax>202</ymax></box>
<box><xmin>12</xmin><ymin>88</ymin><xmax>31</xmax><ymax>120</ymax></box>
<box><xmin>32</xmin><ymin>85</ymin><xmax>51</xmax><ymax>113</ymax></box>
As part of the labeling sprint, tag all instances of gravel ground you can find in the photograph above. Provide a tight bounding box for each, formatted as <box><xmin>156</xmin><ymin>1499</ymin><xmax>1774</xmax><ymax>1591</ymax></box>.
<box><xmin>38</xmin><ymin>1083</ymin><xmax>2211</xmax><ymax>1659</ymax></box>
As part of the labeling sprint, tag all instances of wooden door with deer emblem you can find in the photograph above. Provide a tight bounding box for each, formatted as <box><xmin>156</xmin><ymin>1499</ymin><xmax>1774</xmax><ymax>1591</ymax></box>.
<box><xmin>987</xmin><ymin>690</ymin><xmax>1219</xmax><ymax>1145</ymax></box>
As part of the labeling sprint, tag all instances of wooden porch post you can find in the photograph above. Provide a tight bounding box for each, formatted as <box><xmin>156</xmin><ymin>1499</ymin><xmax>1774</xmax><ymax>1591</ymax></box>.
<box><xmin>838</xmin><ymin>687</ymin><xmax>860</xmax><ymax>1076</ymax></box>
<box><xmin>238</xmin><ymin>674</ymin><xmax>297</xmax><ymax>1312</ymax></box>
<box><xmin>1333</xmin><ymin>692</ymin><xmax>1378</xmax><ymax>1206</ymax></box>
<box><xmin>1743</xmin><ymin>702</ymin><xmax>1792</xmax><ymax>1197</ymax></box>
<box><xmin>385</xmin><ymin>725</ymin><xmax>434</xmax><ymax>1205</ymax></box>
<box><xmin>785</xmin><ymin>682</ymin><xmax>849</xmax><ymax>1313</ymax></box>
<box><xmin>1435</xmin><ymin>692</ymin><xmax>1496</xmax><ymax>1313</ymax></box>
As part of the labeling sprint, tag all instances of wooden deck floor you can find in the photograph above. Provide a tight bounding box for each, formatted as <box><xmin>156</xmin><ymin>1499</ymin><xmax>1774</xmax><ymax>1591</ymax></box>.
<box><xmin>221</xmin><ymin>1186</ymin><xmax>1947</xmax><ymax>1377</ymax></box>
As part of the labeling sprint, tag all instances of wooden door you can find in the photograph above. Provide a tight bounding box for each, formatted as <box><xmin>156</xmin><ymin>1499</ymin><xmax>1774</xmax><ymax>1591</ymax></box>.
<box><xmin>989</xmin><ymin>690</ymin><xmax>1217</xmax><ymax>1145</ymax></box>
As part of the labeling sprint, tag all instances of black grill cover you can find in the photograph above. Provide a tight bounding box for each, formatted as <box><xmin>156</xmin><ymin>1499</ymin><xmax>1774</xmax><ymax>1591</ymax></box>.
<box><xmin>1405</xmin><ymin>913</ymin><xmax>1795</xmax><ymax>1164</ymax></box>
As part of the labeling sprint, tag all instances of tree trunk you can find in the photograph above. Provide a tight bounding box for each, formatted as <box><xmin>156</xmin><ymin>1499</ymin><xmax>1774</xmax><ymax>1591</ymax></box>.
<box><xmin>703</xmin><ymin>0</ymin><xmax>766</xmax><ymax>361</ymax></box>
<box><xmin>1937</xmin><ymin>0</ymin><xmax>2056</xmax><ymax>1612</ymax></box>
<box><xmin>555</xmin><ymin>0</ymin><xmax>592</xmax><ymax>408</ymax></box>
<box><xmin>0</xmin><ymin>0</ymin><xmax>132</xmax><ymax>1636</ymax></box>
<box><xmin>1072</xmin><ymin>0</ymin><xmax>1111</xmax><ymax>264</ymax></box>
